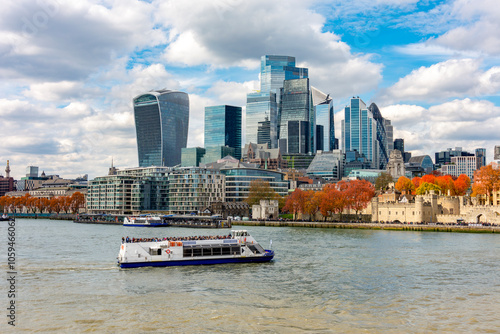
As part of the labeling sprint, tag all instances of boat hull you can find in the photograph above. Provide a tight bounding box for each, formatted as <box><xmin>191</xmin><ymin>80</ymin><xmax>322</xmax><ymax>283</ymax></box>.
<box><xmin>123</xmin><ymin>223</ymin><xmax>169</xmax><ymax>227</ymax></box>
<box><xmin>120</xmin><ymin>251</ymin><xmax>274</xmax><ymax>268</ymax></box>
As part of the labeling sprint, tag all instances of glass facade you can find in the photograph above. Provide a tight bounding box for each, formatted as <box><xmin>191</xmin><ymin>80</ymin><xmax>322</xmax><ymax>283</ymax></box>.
<box><xmin>134</xmin><ymin>90</ymin><xmax>189</xmax><ymax>167</ymax></box>
<box><xmin>260</xmin><ymin>55</ymin><xmax>308</xmax><ymax>95</ymax></box>
<box><xmin>306</xmin><ymin>150</ymin><xmax>343</xmax><ymax>181</ymax></box>
<box><xmin>279</xmin><ymin>78</ymin><xmax>314</xmax><ymax>153</ymax></box>
<box><xmin>221</xmin><ymin>168</ymin><xmax>288</xmax><ymax>202</ymax></box>
<box><xmin>181</xmin><ymin>147</ymin><xmax>206</xmax><ymax>167</ymax></box>
<box><xmin>204</xmin><ymin>105</ymin><xmax>242</xmax><ymax>159</ymax></box>
<box><xmin>200</xmin><ymin>146</ymin><xmax>236</xmax><ymax>165</ymax></box>
<box><xmin>287</xmin><ymin>120</ymin><xmax>309</xmax><ymax>154</ymax></box>
<box><xmin>246</xmin><ymin>92</ymin><xmax>277</xmax><ymax>148</ymax></box>
<box><xmin>257</xmin><ymin>116</ymin><xmax>271</xmax><ymax>148</ymax></box>
<box><xmin>315</xmin><ymin>101</ymin><xmax>335</xmax><ymax>151</ymax></box>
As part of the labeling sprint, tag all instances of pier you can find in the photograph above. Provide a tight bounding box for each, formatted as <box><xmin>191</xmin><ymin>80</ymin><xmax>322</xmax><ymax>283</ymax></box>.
<box><xmin>233</xmin><ymin>220</ymin><xmax>500</xmax><ymax>233</ymax></box>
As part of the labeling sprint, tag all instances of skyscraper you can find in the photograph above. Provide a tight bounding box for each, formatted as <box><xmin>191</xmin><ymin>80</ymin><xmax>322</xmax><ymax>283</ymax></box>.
<box><xmin>312</xmin><ymin>86</ymin><xmax>335</xmax><ymax>151</ymax></box>
<box><xmin>134</xmin><ymin>90</ymin><xmax>189</xmax><ymax>167</ymax></box>
<box><xmin>279</xmin><ymin>78</ymin><xmax>314</xmax><ymax>153</ymax></box>
<box><xmin>342</xmin><ymin>97</ymin><xmax>377</xmax><ymax>168</ymax></box>
<box><xmin>204</xmin><ymin>105</ymin><xmax>242</xmax><ymax>159</ymax></box>
<box><xmin>246</xmin><ymin>92</ymin><xmax>277</xmax><ymax>147</ymax></box>
<box><xmin>257</xmin><ymin>116</ymin><xmax>271</xmax><ymax>148</ymax></box>
<box><xmin>246</xmin><ymin>55</ymin><xmax>308</xmax><ymax>148</ymax></box>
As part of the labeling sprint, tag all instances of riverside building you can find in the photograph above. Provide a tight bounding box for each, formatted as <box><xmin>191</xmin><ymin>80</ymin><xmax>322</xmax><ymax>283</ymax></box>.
<box><xmin>133</xmin><ymin>90</ymin><xmax>189</xmax><ymax>167</ymax></box>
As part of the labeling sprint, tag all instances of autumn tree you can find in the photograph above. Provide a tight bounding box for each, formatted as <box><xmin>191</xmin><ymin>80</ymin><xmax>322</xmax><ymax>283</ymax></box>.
<box><xmin>435</xmin><ymin>175</ymin><xmax>455</xmax><ymax>195</ymax></box>
<box><xmin>347</xmin><ymin>179</ymin><xmax>375</xmax><ymax>215</ymax></box>
<box><xmin>454</xmin><ymin>174</ymin><xmax>471</xmax><ymax>196</ymax></box>
<box><xmin>374</xmin><ymin>172</ymin><xmax>393</xmax><ymax>191</ymax></box>
<box><xmin>303</xmin><ymin>190</ymin><xmax>323</xmax><ymax>221</ymax></box>
<box><xmin>395</xmin><ymin>176</ymin><xmax>415</xmax><ymax>194</ymax></box>
<box><xmin>421</xmin><ymin>174</ymin><xmax>436</xmax><ymax>185</ymax></box>
<box><xmin>245</xmin><ymin>179</ymin><xmax>278</xmax><ymax>207</ymax></box>
<box><xmin>411</xmin><ymin>176</ymin><xmax>422</xmax><ymax>190</ymax></box>
<box><xmin>70</xmin><ymin>192</ymin><xmax>86</xmax><ymax>214</ymax></box>
<box><xmin>416</xmin><ymin>182</ymin><xmax>441</xmax><ymax>195</ymax></box>
<box><xmin>471</xmin><ymin>164</ymin><xmax>500</xmax><ymax>204</ymax></box>
<box><xmin>282</xmin><ymin>188</ymin><xmax>307</xmax><ymax>219</ymax></box>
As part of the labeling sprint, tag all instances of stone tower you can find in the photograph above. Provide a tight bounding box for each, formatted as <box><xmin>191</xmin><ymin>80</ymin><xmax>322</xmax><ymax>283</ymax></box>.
<box><xmin>386</xmin><ymin>150</ymin><xmax>405</xmax><ymax>179</ymax></box>
<box><xmin>5</xmin><ymin>160</ymin><xmax>11</xmax><ymax>178</ymax></box>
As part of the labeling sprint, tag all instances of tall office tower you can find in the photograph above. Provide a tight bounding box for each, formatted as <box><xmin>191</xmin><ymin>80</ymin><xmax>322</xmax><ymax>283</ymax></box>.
<box><xmin>368</xmin><ymin>103</ymin><xmax>391</xmax><ymax>169</ymax></box>
<box><xmin>287</xmin><ymin>120</ymin><xmax>310</xmax><ymax>154</ymax></box>
<box><xmin>279</xmin><ymin>78</ymin><xmax>314</xmax><ymax>153</ymax></box>
<box><xmin>260</xmin><ymin>55</ymin><xmax>308</xmax><ymax>95</ymax></box>
<box><xmin>257</xmin><ymin>116</ymin><xmax>271</xmax><ymax>148</ymax></box>
<box><xmin>316</xmin><ymin>125</ymin><xmax>324</xmax><ymax>151</ymax></box>
<box><xmin>475</xmin><ymin>148</ymin><xmax>486</xmax><ymax>170</ymax></box>
<box><xmin>204</xmin><ymin>105</ymin><xmax>242</xmax><ymax>159</ymax></box>
<box><xmin>246</xmin><ymin>92</ymin><xmax>277</xmax><ymax>148</ymax></box>
<box><xmin>312</xmin><ymin>86</ymin><xmax>335</xmax><ymax>151</ymax></box>
<box><xmin>246</xmin><ymin>55</ymin><xmax>308</xmax><ymax>148</ymax></box>
<box><xmin>394</xmin><ymin>138</ymin><xmax>404</xmax><ymax>153</ymax></box>
<box><xmin>495</xmin><ymin>146</ymin><xmax>500</xmax><ymax>160</ymax></box>
<box><xmin>133</xmin><ymin>89</ymin><xmax>189</xmax><ymax>167</ymax></box>
<box><xmin>341</xmin><ymin>97</ymin><xmax>379</xmax><ymax>168</ymax></box>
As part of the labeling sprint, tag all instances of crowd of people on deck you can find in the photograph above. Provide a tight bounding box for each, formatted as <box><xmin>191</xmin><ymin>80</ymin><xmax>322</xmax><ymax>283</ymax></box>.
<box><xmin>122</xmin><ymin>234</ymin><xmax>233</xmax><ymax>243</ymax></box>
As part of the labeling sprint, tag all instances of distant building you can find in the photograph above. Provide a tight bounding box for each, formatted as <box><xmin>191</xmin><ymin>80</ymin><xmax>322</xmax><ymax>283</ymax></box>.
<box><xmin>386</xmin><ymin>150</ymin><xmax>406</xmax><ymax>179</ymax></box>
<box><xmin>312</xmin><ymin>86</ymin><xmax>336</xmax><ymax>151</ymax></box>
<box><xmin>242</xmin><ymin>143</ymin><xmax>287</xmax><ymax>170</ymax></box>
<box><xmin>133</xmin><ymin>90</ymin><xmax>189</xmax><ymax>167</ymax></box>
<box><xmin>306</xmin><ymin>150</ymin><xmax>343</xmax><ymax>181</ymax></box>
<box><xmin>200</xmin><ymin>146</ymin><xmax>236</xmax><ymax>166</ymax></box>
<box><xmin>246</xmin><ymin>92</ymin><xmax>278</xmax><ymax>148</ymax></box>
<box><xmin>168</xmin><ymin>167</ymin><xmax>225</xmax><ymax>214</ymax></box>
<box><xmin>181</xmin><ymin>147</ymin><xmax>206</xmax><ymax>167</ymax></box>
<box><xmin>257</xmin><ymin>116</ymin><xmax>271</xmax><ymax>147</ymax></box>
<box><xmin>282</xmin><ymin>153</ymin><xmax>316</xmax><ymax>170</ymax></box>
<box><xmin>87</xmin><ymin>166</ymin><xmax>171</xmax><ymax>215</ymax></box>
<box><xmin>279</xmin><ymin>78</ymin><xmax>314</xmax><ymax>153</ymax></box>
<box><xmin>475</xmin><ymin>148</ymin><xmax>486</xmax><ymax>170</ymax></box>
<box><xmin>441</xmin><ymin>156</ymin><xmax>478</xmax><ymax>180</ymax></box>
<box><xmin>0</xmin><ymin>161</ymin><xmax>14</xmax><ymax>197</ymax></box>
<box><xmin>434</xmin><ymin>147</ymin><xmax>473</xmax><ymax>168</ymax></box>
<box><xmin>406</xmin><ymin>155</ymin><xmax>434</xmax><ymax>176</ymax></box>
<box><xmin>205</xmin><ymin>105</ymin><xmax>242</xmax><ymax>159</ymax></box>
<box><xmin>252</xmin><ymin>200</ymin><xmax>279</xmax><ymax>220</ymax></box>
<box><xmin>221</xmin><ymin>168</ymin><xmax>288</xmax><ymax>202</ymax></box>
<box><xmin>495</xmin><ymin>146</ymin><xmax>500</xmax><ymax>160</ymax></box>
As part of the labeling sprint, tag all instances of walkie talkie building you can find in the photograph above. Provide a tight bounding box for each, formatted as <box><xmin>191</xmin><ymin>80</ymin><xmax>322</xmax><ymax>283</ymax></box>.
<box><xmin>133</xmin><ymin>90</ymin><xmax>189</xmax><ymax>167</ymax></box>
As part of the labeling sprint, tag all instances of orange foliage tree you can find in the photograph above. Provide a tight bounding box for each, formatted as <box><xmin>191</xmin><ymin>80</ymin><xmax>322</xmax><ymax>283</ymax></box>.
<box><xmin>395</xmin><ymin>176</ymin><xmax>415</xmax><ymax>194</ymax></box>
<box><xmin>346</xmin><ymin>179</ymin><xmax>375</xmax><ymax>215</ymax></box>
<box><xmin>472</xmin><ymin>164</ymin><xmax>500</xmax><ymax>204</ymax></box>
<box><xmin>282</xmin><ymin>188</ymin><xmax>307</xmax><ymax>219</ymax></box>
<box><xmin>435</xmin><ymin>175</ymin><xmax>455</xmax><ymax>195</ymax></box>
<box><xmin>454</xmin><ymin>174</ymin><xmax>471</xmax><ymax>196</ymax></box>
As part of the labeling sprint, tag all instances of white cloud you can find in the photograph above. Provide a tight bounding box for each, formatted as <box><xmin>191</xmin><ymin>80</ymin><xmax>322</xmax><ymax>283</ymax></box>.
<box><xmin>379</xmin><ymin>59</ymin><xmax>500</xmax><ymax>103</ymax></box>
<box><xmin>157</xmin><ymin>0</ymin><xmax>382</xmax><ymax>98</ymax></box>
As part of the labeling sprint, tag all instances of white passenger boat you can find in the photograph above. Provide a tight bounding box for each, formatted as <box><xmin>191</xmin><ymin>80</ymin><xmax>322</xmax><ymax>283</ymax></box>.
<box><xmin>118</xmin><ymin>230</ymin><xmax>274</xmax><ymax>268</ymax></box>
<box><xmin>123</xmin><ymin>215</ymin><xmax>168</xmax><ymax>227</ymax></box>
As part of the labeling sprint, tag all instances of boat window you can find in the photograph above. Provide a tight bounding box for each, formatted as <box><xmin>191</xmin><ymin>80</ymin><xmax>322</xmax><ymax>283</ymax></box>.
<box><xmin>183</xmin><ymin>248</ymin><xmax>192</xmax><ymax>257</ymax></box>
<box><xmin>212</xmin><ymin>248</ymin><xmax>222</xmax><ymax>256</ymax></box>
<box><xmin>231</xmin><ymin>246</ymin><xmax>241</xmax><ymax>255</ymax></box>
<box><xmin>248</xmin><ymin>245</ymin><xmax>260</xmax><ymax>254</ymax></box>
<box><xmin>192</xmin><ymin>248</ymin><xmax>202</xmax><ymax>257</ymax></box>
<box><xmin>202</xmin><ymin>247</ymin><xmax>212</xmax><ymax>256</ymax></box>
<box><xmin>221</xmin><ymin>246</ymin><xmax>231</xmax><ymax>255</ymax></box>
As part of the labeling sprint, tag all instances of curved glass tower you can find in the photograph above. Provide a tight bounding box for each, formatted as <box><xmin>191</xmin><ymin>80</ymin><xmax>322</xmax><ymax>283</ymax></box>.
<box><xmin>133</xmin><ymin>90</ymin><xmax>189</xmax><ymax>167</ymax></box>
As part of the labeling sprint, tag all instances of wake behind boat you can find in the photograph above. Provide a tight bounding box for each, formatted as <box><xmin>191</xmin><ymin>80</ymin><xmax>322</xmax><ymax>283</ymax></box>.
<box><xmin>123</xmin><ymin>215</ymin><xmax>168</xmax><ymax>227</ymax></box>
<box><xmin>118</xmin><ymin>230</ymin><xmax>274</xmax><ymax>268</ymax></box>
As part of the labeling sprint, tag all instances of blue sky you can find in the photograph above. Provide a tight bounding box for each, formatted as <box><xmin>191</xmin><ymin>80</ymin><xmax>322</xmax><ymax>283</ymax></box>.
<box><xmin>1</xmin><ymin>0</ymin><xmax>499</xmax><ymax>179</ymax></box>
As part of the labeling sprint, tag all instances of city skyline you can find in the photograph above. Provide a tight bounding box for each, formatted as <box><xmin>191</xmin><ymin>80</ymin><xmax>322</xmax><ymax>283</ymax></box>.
<box><xmin>1</xmin><ymin>1</ymin><xmax>499</xmax><ymax>179</ymax></box>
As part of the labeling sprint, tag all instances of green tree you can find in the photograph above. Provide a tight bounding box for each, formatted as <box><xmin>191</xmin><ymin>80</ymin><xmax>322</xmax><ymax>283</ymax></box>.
<box><xmin>244</xmin><ymin>179</ymin><xmax>278</xmax><ymax>207</ymax></box>
<box><xmin>416</xmin><ymin>182</ymin><xmax>442</xmax><ymax>195</ymax></box>
<box><xmin>374</xmin><ymin>172</ymin><xmax>394</xmax><ymax>191</ymax></box>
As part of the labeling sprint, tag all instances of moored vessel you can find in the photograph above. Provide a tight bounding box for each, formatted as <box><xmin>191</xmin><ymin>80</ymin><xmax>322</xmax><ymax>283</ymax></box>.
<box><xmin>118</xmin><ymin>230</ymin><xmax>274</xmax><ymax>268</ymax></box>
<box><xmin>123</xmin><ymin>215</ymin><xmax>168</xmax><ymax>227</ymax></box>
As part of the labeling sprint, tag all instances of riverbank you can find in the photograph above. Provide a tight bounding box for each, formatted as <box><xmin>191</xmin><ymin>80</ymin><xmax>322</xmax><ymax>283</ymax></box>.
<box><xmin>234</xmin><ymin>220</ymin><xmax>500</xmax><ymax>233</ymax></box>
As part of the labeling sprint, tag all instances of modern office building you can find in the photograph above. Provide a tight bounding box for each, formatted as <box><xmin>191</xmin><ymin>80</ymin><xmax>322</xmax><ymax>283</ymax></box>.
<box><xmin>246</xmin><ymin>92</ymin><xmax>278</xmax><ymax>148</ymax></box>
<box><xmin>434</xmin><ymin>147</ymin><xmax>473</xmax><ymax>168</ymax></box>
<box><xmin>279</xmin><ymin>78</ymin><xmax>314</xmax><ymax>153</ymax></box>
<box><xmin>441</xmin><ymin>156</ymin><xmax>478</xmax><ymax>180</ymax></box>
<box><xmin>200</xmin><ymin>146</ymin><xmax>236</xmax><ymax>166</ymax></box>
<box><xmin>133</xmin><ymin>90</ymin><xmax>189</xmax><ymax>167</ymax></box>
<box><xmin>306</xmin><ymin>150</ymin><xmax>344</xmax><ymax>181</ymax></box>
<box><xmin>204</xmin><ymin>105</ymin><xmax>242</xmax><ymax>159</ymax></box>
<box><xmin>221</xmin><ymin>168</ymin><xmax>288</xmax><ymax>202</ymax></box>
<box><xmin>316</xmin><ymin>125</ymin><xmax>324</xmax><ymax>151</ymax></box>
<box><xmin>257</xmin><ymin>116</ymin><xmax>271</xmax><ymax>148</ymax></box>
<box><xmin>406</xmin><ymin>155</ymin><xmax>434</xmax><ymax>176</ymax></box>
<box><xmin>495</xmin><ymin>146</ymin><xmax>500</xmax><ymax>160</ymax></box>
<box><xmin>312</xmin><ymin>86</ymin><xmax>335</xmax><ymax>151</ymax></box>
<box><xmin>260</xmin><ymin>55</ymin><xmax>308</xmax><ymax>96</ymax></box>
<box><xmin>181</xmin><ymin>147</ymin><xmax>206</xmax><ymax>167</ymax></box>
<box><xmin>341</xmin><ymin>98</ymin><xmax>392</xmax><ymax>169</ymax></box>
<box><xmin>475</xmin><ymin>148</ymin><xmax>486</xmax><ymax>170</ymax></box>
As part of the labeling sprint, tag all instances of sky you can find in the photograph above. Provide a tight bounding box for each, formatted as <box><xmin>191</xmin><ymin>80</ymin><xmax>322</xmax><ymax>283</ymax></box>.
<box><xmin>1</xmin><ymin>0</ymin><xmax>499</xmax><ymax>180</ymax></box>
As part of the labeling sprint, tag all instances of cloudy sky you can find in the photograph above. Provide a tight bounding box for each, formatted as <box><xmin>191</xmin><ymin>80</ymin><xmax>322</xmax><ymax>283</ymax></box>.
<box><xmin>1</xmin><ymin>0</ymin><xmax>499</xmax><ymax>179</ymax></box>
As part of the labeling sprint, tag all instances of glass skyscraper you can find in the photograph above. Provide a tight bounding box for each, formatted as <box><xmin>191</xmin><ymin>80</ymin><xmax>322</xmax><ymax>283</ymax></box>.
<box><xmin>246</xmin><ymin>55</ymin><xmax>308</xmax><ymax>149</ymax></box>
<box><xmin>246</xmin><ymin>92</ymin><xmax>277</xmax><ymax>148</ymax></box>
<box><xmin>204</xmin><ymin>105</ymin><xmax>242</xmax><ymax>159</ymax></box>
<box><xmin>312</xmin><ymin>86</ymin><xmax>335</xmax><ymax>151</ymax></box>
<box><xmin>133</xmin><ymin>90</ymin><xmax>189</xmax><ymax>167</ymax></box>
<box><xmin>279</xmin><ymin>78</ymin><xmax>314</xmax><ymax>153</ymax></box>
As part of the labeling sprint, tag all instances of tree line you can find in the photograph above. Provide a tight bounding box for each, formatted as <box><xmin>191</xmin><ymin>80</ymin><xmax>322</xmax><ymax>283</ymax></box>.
<box><xmin>0</xmin><ymin>192</ymin><xmax>86</xmax><ymax>214</ymax></box>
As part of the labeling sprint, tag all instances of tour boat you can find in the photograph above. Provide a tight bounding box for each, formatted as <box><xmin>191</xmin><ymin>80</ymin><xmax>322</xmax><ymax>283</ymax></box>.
<box><xmin>118</xmin><ymin>230</ymin><xmax>274</xmax><ymax>268</ymax></box>
<box><xmin>123</xmin><ymin>215</ymin><xmax>168</xmax><ymax>227</ymax></box>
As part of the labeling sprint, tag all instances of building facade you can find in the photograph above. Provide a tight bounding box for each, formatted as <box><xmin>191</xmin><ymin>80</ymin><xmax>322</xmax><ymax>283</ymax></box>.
<box><xmin>312</xmin><ymin>86</ymin><xmax>335</xmax><ymax>151</ymax></box>
<box><xmin>133</xmin><ymin>90</ymin><xmax>189</xmax><ymax>167</ymax></box>
<box><xmin>204</xmin><ymin>105</ymin><xmax>242</xmax><ymax>159</ymax></box>
<box><xmin>168</xmin><ymin>168</ymin><xmax>225</xmax><ymax>214</ymax></box>
<box><xmin>221</xmin><ymin>168</ymin><xmax>288</xmax><ymax>202</ymax></box>
<box><xmin>306</xmin><ymin>150</ymin><xmax>343</xmax><ymax>181</ymax></box>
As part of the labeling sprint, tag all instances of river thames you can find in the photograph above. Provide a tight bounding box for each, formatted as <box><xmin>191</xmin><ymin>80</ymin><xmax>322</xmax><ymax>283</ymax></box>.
<box><xmin>1</xmin><ymin>218</ymin><xmax>499</xmax><ymax>333</ymax></box>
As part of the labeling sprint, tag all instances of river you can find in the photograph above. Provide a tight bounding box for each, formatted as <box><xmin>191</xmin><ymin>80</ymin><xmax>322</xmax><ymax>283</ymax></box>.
<box><xmin>1</xmin><ymin>219</ymin><xmax>499</xmax><ymax>333</ymax></box>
